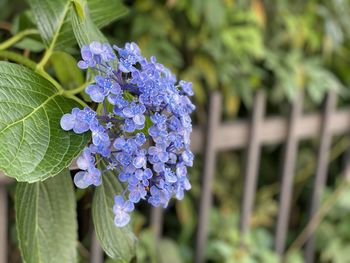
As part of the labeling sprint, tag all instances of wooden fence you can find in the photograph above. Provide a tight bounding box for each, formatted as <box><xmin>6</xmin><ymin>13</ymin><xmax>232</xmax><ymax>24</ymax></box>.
<box><xmin>1</xmin><ymin>90</ymin><xmax>350</xmax><ymax>263</ymax></box>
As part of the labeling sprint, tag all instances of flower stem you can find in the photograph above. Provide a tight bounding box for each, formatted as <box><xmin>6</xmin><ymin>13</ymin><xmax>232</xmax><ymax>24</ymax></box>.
<box><xmin>65</xmin><ymin>94</ymin><xmax>88</xmax><ymax>108</ymax></box>
<box><xmin>0</xmin><ymin>50</ymin><xmax>36</xmax><ymax>69</ymax></box>
<box><xmin>64</xmin><ymin>81</ymin><xmax>93</xmax><ymax>96</ymax></box>
<box><xmin>0</xmin><ymin>29</ymin><xmax>39</xmax><ymax>50</ymax></box>
<box><xmin>36</xmin><ymin>1</ymin><xmax>70</xmax><ymax>71</ymax></box>
<box><xmin>36</xmin><ymin>47</ymin><xmax>53</xmax><ymax>71</ymax></box>
<box><xmin>37</xmin><ymin>69</ymin><xmax>65</xmax><ymax>93</ymax></box>
<box><xmin>0</xmin><ymin>47</ymin><xmax>86</xmax><ymax>108</ymax></box>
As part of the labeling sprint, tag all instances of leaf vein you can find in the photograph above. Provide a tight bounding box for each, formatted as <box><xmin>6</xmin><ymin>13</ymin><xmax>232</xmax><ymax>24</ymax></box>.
<box><xmin>0</xmin><ymin>94</ymin><xmax>59</xmax><ymax>135</ymax></box>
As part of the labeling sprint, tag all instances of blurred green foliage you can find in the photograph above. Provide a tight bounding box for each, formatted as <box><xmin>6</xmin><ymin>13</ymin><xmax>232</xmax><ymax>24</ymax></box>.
<box><xmin>316</xmin><ymin>182</ymin><xmax>350</xmax><ymax>263</ymax></box>
<box><xmin>112</xmin><ymin>0</ymin><xmax>350</xmax><ymax>119</ymax></box>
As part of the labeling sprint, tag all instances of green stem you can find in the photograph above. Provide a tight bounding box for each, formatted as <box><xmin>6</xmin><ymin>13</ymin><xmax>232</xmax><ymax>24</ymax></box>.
<box><xmin>36</xmin><ymin>47</ymin><xmax>53</xmax><ymax>71</ymax></box>
<box><xmin>0</xmin><ymin>50</ymin><xmax>36</xmax><ymax>69</ymax></box>
<box><xmin>0</xmin><ymin>46</ymin><xmax>87</xmax><ymax>111</ymax></box>
<box><xmin>0</xmin><ymin>48</ymin><xmax>86</xmax><ymax>110</ymax></box>
<box><xmin>37</xmin><ymin>69</ymin><xmax>64</xmax><ymax>93</ymax></box>
<box><xmin>96</xmin><ymin>103</ymin><xmax>104</xmax><ymax>114</ymax></box>
<box><xmin>0</xmin><ymin>29</ymin><xmax>39</xmax><ymax>50</ymax></box>
<box><xmin>64</xmin><ymin>81</ymin><xmax>93</xmax><ymax>96</ymax></box>
<box><xmin>65</xmin><ymin>94</ymin><xmax>88</xmax><ymax>108</ymax></box>
<box><xmin>36</xmin><ymin>1</ymin><xmax>71</xmax><ymax>71</ymax></box>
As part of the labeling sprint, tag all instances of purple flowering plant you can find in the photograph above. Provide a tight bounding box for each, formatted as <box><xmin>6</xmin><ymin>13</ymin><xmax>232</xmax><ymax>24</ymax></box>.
<box><xmin>0</xmin><ymin>1</ymin><xmax>196</xmax><ymax>261</ymax></box>
<box><xmin>60</xmin><ymin>41</ymin><xmax>195</xmax><ymax>227</ymax></box>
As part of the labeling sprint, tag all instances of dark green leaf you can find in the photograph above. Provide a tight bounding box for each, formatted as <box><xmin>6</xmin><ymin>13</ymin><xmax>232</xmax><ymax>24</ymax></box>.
<box><xmin>63</xmin><ymin>0</ymin><xmax>128</xmax><ymax>49</ymax></box>
<box><xmin>0</xmin><ymin>62</ymin><xmax>89</xmax><ymax>182</ymax></box>
<box><xmin>158</xmin><ymin>239</ymin><xmax>183</xmax><ymax>263</ymax></box>
<box><xmin>11</xmin><ymin>10</ymin><xmax>45</xmax><ymax>52</ymax></box>
<box><xmin>28</xmin><ymin>0</ymin><xmax>71</xmax><ymax>46</ymax></box>
<box><xmin>11</xmin><ymin>10</ymin><xmax>37</xmax><ymax>35</ymax></box>
<box><xmin>92</xmin><ymin>164</ymin><xmax>137</xmax><ymax>261</ymax></box>
<box><xmin>58</xmin><ymin>0</ymin><xmax>128</xmax><ymax>49</ymax></box>
<box><xmin>28</xmin><ymin>0</ymin><xmax>128</xmax><ymax>50</ymax></box>
<box><xmin>71</xmin><ymin>0</ymin><xmax>107</xmax><ymax>47</ymax></box>
<box><xmin>72</xmin><ymin>0</ymin><xmax>86</xmax><ymax>21</ymax></box>
<box><xmin>16</xmin><ymin>169</ymin><xmax>77</xmax><ymax>263</ymax></box>
<box><xmin>14</xmin><ymin>38</ymin><xmax>45</xmax><ymax>52</ymax></box>
<box><xmin>51</xmin><ymin>51</ymin><xmax>84</xmax><ymax>89</ymax></box>
<box><xmin>89</xmin><ymin>0</ymin><xmax>128</xmax><ymax>29</ymax></box>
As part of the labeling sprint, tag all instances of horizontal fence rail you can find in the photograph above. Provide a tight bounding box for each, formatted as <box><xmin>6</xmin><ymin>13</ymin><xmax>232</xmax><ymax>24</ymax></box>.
<box><xmin>1</xmin><ymin>90</ymin><xmax>350</xmax><ymax>263</ymax></box>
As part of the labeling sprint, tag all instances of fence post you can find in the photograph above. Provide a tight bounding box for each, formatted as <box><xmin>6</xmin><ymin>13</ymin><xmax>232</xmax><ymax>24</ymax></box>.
<box><xmin>275</xmin><ymin>92</ymin><xmax>304</xmax><ymax>255</ymax></box>
<box><xmin>0</xmin><ymin>184</ymin><xmax>7</xmax><ymax>263</ymax></box>
<box><xmin>150</xmin><ymin>206</ymin><xmax>163</xmax><ymax>241</ymax></box>
<box><xmin>305</xmin><ymin>91</ymin><xmax>337</xmax><ymax>262</ymax></box>
<box><xmin>239</xmin><ymin>91</ymin><xmax>266</xmax><ymax>236</ymax></box>
<box><xmin>90</xmin><ymin>230</ymin><xmax>103</xmax><ymax>263</ymax></box>
<box><xmin>194</xmin><ymin>92</ymin><xmax>221</xmax><ymax>263</ymax></box>
<box><xmin>342</xmin><ymin>145</ymin><xmax>350</xmax><ymax>181</ymax></box>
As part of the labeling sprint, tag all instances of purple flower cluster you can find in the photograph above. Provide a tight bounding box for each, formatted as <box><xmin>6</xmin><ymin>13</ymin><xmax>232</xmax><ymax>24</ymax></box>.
<box><xmin>60</xmin><ymin>41</ymin><xmax>195</xmax><ymax>227</ymax></box>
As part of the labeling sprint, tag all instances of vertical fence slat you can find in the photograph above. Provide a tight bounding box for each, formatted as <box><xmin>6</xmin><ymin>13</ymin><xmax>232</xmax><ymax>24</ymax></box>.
<box><xmin>90</xmin><ymin>230</ymin><xmax>103</xmax><ymax>263</ymax></box>
<box><xmin>239</xmin><ymin>91</ymin><xmax>266</xmax><ymax>235</ymax></box>
<box><xmin>305</xmin><ymin>91</ymin><xmax>337</xmax><ymax>262</ymax></box>
<box><xmin>194</xmin><ymin>92</ymin><xmax>222</xmax><ymax>263</ymax></box>
<box><xmin>275</xmin><ymin>92</ymin><xmax>304</xmax><ymax>255</ymax></box>
<box><xmin>150</xmin><ymin>206</ymin><xmax>163</xmax><ymax>240</ymax></box>
<box><xmin>0</xmin><ymin>185</ymin><xmax>7</xmax><ymax>263</ymax></box>
<box><xmin>342</xmin><ymin>145</ymin><xmax>350</xmax><ymax>182</ymax></box>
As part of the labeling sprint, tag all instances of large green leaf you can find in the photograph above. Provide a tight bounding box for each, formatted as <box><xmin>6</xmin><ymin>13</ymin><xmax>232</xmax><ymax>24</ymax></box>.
<box><xmin>28</xmin><ymin>0</ymin><xmax>71</xmax><ymax>47</ymax></box>
<box><xmin>28</xmin><ymin>0</ymin><xmax>128</xmax><ymax>49</ymax></box>
<box><xmin>0</xmin><ymin>62</ymin><xmax>89</xmax><ymax>182</ymax></box>
<box><xmin>89</xmin><ymin>0</ymin><xmax>128</xmax><ymax>29</ymax></box>
<box><xmin>71</xmin><ymin>0</ymin><xmax>107</xmax><ymax>47</ymax></box>
<box><xmin>58</xmin><ymin>0</ymin><xmax>128</xmax><ymax>49</ymax></box>
<box><xmin>92</xmin><ymin>165</ymin><xmax>137</xmax><ymax>261</ymax></box>
<box><xmin>16</xmin><ymin>169</ymin><xmax>77</xmax><ymax>263</ymax></box>
<box><xmin>71</xmin><ymin>0</ymin><xmax>112</xmax><ymax>80</ymax></box>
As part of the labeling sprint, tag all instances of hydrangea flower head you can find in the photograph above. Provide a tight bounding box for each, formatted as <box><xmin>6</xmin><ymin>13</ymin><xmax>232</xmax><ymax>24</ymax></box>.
<box><xmin>60</xmin><ymin>42</ymin><xmax>195</xmax><ymax>227</ymax></box>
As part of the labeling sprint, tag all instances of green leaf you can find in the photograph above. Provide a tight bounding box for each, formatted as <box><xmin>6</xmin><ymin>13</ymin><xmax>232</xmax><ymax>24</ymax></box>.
<box><xmin>88</xmin><ymin>0</ymin><xmax>128</xmax><ymax>29</ymax></box>
<box><xmin>92</xmin><ymin>164</ymin><xmax>137</xmax><ymax>261</ymax></box>
<box><xmin>50</xmin><ymin>51</ymin><xmax>84</xmax><ymax>89</ymax></box>
<box><xmin>11</xmin><ymin>10</ymin><xmax>45</xmax><ymax>52</ymax></box>
<box><xmin>71</xmin><ymin>0</ymin><xmax>107</xmax><ymax>47</ymax></box>
<box><xmin>136</xmin><ymin>229</ymin><xmax>157</xmax><ymax>263</ymax></box>
<box><xmin>11</xmin><ymin>10</ymin><xmax>37</xmax><ymax>35</ymax></box>
<box><xmin>204</xmin><ymin>0</ymin><xmax>226</xmax><ymax>29</ymax></box>
<box><xmin>71</xmin><ymin>0</ymin><xmax>116</xmax><ymax>80</ymax></box>
<box><xmin>28</xmin><ymin>0</ymin><xmax>71</xmax><ymax>47</ymax></box>
<box><xmin>158</xmin><ymin>239</ymin><xmax>183</xmax><ymax>263</ymax></box>
<box><xmin>59</xmin><ymin>0</ymin><xmax>128</xmax><ymax>49</ymax></box>
<box><xmin>0</xmin><ymin>62</ymin><xmax>89</xmax><ymax>182</ymax></box>
<box><xmin>72</xmin><ymin>0</ymin><xmax>86</xmax><ymax>21</ymax></box>
<box><xmin>16</xmin><ymin>169</ymin><xmax>77</xmax><ymax>263</ymax></box>
<box><xmin>14</xmin><ymin>38</ymin><xmax>45</xmax><ymax>52</ymax></box>
<box><xmin>28</xmin><ymin>0</ymin><xmax>128</xmax><ymax>50</ymax></box>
